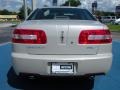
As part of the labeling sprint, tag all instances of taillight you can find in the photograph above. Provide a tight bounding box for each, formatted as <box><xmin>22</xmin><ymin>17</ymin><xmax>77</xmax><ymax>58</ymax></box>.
<box><xmin>12</xmin><ymin>29</ymin><xmax>47</xmax><ymax>44</ymax></box>
<box><xmin>79</xmin><ymin>30</ymin><xmax>112</xmax><ymax>44</ymax></box>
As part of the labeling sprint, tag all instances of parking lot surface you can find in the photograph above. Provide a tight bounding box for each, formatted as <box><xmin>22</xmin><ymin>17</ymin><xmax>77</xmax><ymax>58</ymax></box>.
<box><xmin>112</xmin><ymin>32</ymin><xmax>120</xmax><ymax>40</ymax></box>
<box><xmin>0</xmin><ymin>41</ymin><xmax>120</xmax><ymax>90</ymax></box>
<box><xmin>0</xmin><ymin>27</ymin><xmax>13</xmax><ymax>44</ymax></box>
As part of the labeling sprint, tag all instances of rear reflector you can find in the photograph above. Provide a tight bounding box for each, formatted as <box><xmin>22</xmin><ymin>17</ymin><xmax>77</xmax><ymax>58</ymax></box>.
<box><xmin>79</xmin><ymin>30</ymin><xmax>112</xmax><ymax>44</ymax></box>
<box><xmin>12</xmin><ymin>29</ymin><xmax>47</xmax><ymax>44</ymax></box>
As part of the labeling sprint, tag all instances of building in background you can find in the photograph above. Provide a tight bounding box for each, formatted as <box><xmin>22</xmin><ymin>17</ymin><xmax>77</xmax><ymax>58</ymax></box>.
<box><xmin>53</xmin><ymin>0</ymin><xmax>57</xmax><ymax>6</ymax></box>
<box><xmin>116</xmin><ymin>5</ymin><xmax>120</xmax><ymax>16</ymax></box>
<box><xmin>92</xmin><ymin>1</ymin><xmax>98</xmax><ymax>14</ymax></box>
<box><xmin>32</xmin><ymin>0</ymin><xmax>37</xmax><ymax>10</ymax></box>
<box><xmin>0</xmin><ymin>15</ymin><xmax>18</xmax><ymax>21</ymax></box>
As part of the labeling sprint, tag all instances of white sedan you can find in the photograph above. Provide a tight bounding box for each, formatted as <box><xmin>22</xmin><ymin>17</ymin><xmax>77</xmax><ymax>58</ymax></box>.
<box><xmin>12</xmin><ymin>7</ymin><xmax>112</xmax><ymax>79</ymax></box>
<box><xmin>115</xmin><ymin>18</ymin><xmax>120</xmax><ymax>24</ymax></box>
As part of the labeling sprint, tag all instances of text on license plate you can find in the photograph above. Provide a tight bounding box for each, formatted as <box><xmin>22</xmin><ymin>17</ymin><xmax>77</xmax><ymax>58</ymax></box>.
<box><xmin>51</xmin><ymin>63</ymin><xmax>74</xmax><ymax>74</ymax></box>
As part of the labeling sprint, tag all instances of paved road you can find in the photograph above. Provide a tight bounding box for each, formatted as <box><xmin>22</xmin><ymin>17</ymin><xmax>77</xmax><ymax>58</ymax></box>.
<box><xmin>112</xmin><ymin>32</ymin><xmax>120</xmax><ymax>40</ymax></box>
<box><xmin>0</xmin><ymin>27</ymin><xmax>13</xmax><ymax>44</ymax></box>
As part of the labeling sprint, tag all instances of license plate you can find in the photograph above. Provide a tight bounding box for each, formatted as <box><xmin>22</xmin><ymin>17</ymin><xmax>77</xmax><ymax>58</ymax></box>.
<box><xmin>51</xmin><ymin>63</ymin><xmax>74</xmax><ymax>74</ymax></box>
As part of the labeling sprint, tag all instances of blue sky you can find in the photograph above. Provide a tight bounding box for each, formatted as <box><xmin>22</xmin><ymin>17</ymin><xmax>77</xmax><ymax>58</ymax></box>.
<box><xmin>0</xmin><ymin>0</ymin><xmax>120</xmax><ymax>12</ymax></box>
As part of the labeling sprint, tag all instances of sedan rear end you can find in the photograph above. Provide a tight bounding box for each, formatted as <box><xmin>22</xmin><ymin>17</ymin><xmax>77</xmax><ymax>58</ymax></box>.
<box><xmin>12</xmin><ymin>7</ymin><xmax>112</xmax><ymax>77</ymax></box>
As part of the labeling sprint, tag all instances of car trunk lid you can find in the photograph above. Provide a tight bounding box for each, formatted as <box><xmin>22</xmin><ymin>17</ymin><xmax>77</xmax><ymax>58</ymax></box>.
<box><xmin>16</xmin><ymin>20</ymin><xmax>106</xmax><ymax>55</ymax></box>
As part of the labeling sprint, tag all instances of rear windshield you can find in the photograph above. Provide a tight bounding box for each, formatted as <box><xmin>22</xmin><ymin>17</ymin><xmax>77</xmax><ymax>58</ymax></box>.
<box><xmin>27</xmin><ymin>8</ymin><xmax>96</xmax><ymax>20</ymax></box>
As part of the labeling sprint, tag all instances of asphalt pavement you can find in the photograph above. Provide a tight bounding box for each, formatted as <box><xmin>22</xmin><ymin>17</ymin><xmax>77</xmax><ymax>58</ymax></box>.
<box><xmin>112</xmin><ymin>32</ymin><xmax>120</xmax><ymax>40</ymax></box>
<box><xmin>0</xmin><ymin>27</ymin><xmax>13</xmax><ymax>44</ymax></box>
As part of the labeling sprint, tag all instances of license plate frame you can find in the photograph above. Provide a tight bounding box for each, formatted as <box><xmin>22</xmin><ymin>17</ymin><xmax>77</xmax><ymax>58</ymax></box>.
<box><xmin>51</xmin><ymin>62</ymin><xmax>74</xmax><ymax>74</ymax></box>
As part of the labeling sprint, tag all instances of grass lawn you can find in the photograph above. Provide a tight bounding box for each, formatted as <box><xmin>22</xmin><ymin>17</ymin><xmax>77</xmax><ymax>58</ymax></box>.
<box><xmin>0</xmin><ymin>21</ymin><xmax>21</xmax><ymax>25</ymax></box>
<box><xmin>107</xmin><ymin>24</ymin><xmax>120</xmax><ymax>32</ymax></box>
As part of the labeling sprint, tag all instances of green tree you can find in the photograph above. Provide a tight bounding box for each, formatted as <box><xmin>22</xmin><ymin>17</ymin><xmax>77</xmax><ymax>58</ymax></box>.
<box><xmin>0</xmin><ymin>9</ymin><xmax>17</xmax><ymax>15</ymax></box>
<box><xmin>0</xmin><ymin>9</ymin><xmax>11</xmax><ymax>15</ymax></box>
<box><xmin>62</xmin><ymin>0</ymin><xmax>81</xmax><ymax>7</ymax></box>
<box><xmin>18</xmin><ymin>6</ymin><xmax>24</xmax><ymax>20</ymax></box>
<box><xmin>95</xmin><ymin>10</ymin><xmax>115</xmax><ymax>16</ymax></box>
<box><xmin>18</xmin><ymin>6</ymin><xmax>32</xmax><ymax>20</ymax></box>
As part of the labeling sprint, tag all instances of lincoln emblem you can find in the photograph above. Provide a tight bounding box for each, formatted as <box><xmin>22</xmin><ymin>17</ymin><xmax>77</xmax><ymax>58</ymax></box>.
<box><xmin>60</xmin><ymin>31</ymin><xmax>64</xmax><ymax>43</ymax></box>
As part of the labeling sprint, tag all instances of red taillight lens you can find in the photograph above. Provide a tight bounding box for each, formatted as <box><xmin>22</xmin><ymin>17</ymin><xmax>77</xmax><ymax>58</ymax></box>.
<box><xmin>79</xmin><ymin>30</ymin><xmax>112</xmax><ymax>44</ymax></box>
<box><xmin>12</xmin><ymin>29</ymin><xmax>47</xmax><ymax>44</ymax></box>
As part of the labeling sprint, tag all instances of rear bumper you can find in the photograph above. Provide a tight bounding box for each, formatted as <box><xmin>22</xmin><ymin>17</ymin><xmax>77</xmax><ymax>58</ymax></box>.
<box><xmin>12</xmin><ymin>53</ymin><xmax>112</xmax><ymax>76</ymax></box>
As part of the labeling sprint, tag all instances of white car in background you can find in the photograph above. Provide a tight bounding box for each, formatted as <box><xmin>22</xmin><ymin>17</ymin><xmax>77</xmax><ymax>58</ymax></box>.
<box><xmin>115</xmin><ymin>18</ymin><xmax>120</xmax><ymax>24</ymax></box>
<box><xmin>12</xmin><ymin>7</ymin><xmax>112</xmax><ymax>81</ymax></box>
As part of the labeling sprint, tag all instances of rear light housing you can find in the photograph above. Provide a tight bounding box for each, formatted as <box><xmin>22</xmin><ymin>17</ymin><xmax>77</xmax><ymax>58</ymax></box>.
<box><xmin>12</xmin><ymin>29</ymin><xmax>47</xmax><ymax>44</ymax></box>
<box><xmin>79</xmin><ymin>30</ymin><xmax>112</xmax><ymax>44</ymax></box>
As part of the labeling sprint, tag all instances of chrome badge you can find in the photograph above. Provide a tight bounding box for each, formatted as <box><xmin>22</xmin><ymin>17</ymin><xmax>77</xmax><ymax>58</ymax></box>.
<box><xmin>60</xmin><ymin>31</ymin><xmax>64</xmax><ymax>43</ymax></box>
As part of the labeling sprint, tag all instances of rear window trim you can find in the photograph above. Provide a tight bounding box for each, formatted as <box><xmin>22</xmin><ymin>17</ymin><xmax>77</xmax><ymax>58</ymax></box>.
<box><xmin>27</xmin><ymin>8</ymin><xmax>96</xmax><ymax>21</ymax></box>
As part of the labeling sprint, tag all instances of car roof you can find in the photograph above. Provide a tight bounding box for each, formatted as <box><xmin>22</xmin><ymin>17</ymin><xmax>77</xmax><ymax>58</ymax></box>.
<box><xmin>37</xmin><ymin>6</ymin><xmax>84</xmax><ymax>9</ymax></box>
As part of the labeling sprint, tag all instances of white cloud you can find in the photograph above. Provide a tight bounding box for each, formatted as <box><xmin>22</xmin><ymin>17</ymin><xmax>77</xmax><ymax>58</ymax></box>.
<box><xmin>37</xmin><ymin>0</ymin><xmax>52</xmax><ymax>7</ymax></box>
<box><xmin>37</xmin><ymin>0</ymin><xmax>67</xmax><ymax>7</ymax></box>
<box><xmin>0</xmin><ymin>0</ymin><xmax>29</xmax><ymax>11</ymax></box>
<box><xmin>80</xmin><ymin>0</ymin><xmax>120</xmax><ymax>12</ymax></box>
<box><xmin>0</xmin><ymin>0</ymin><xmax>120</xmax><ymax>12</ymax></box>
<box><xmin>36</xmin><ymin>0</ymin><xmax>120</xmax><ymax>12</ymax></box>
